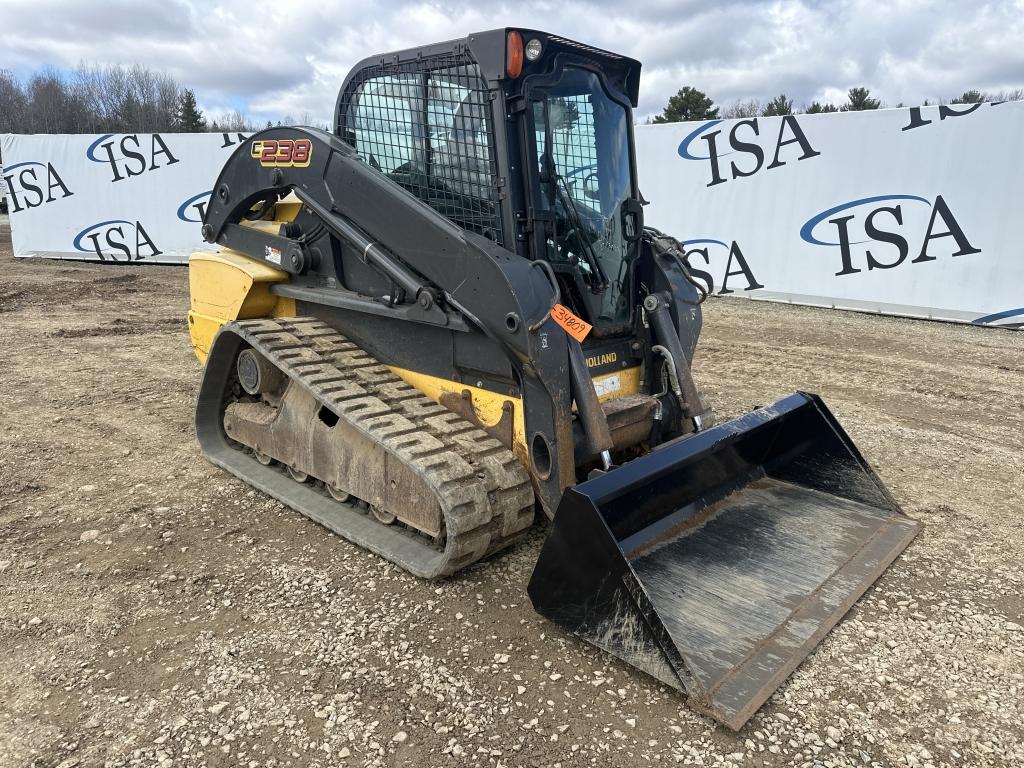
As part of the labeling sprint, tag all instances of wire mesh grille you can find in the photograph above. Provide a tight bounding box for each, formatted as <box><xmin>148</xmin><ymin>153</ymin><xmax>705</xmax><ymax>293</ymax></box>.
<box><xmin>553</xmin><ymin>96</ymin><xmax>599</xmax><ymax>214</ymax></box>
<box><xmin>338</xmin><ymin>53</ymin><xmax>504</xmax><ymax>246</ymax></box>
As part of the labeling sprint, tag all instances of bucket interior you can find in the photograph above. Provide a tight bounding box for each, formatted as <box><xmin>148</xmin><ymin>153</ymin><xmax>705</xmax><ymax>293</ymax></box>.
<box><xmin>529</xmin><ymin>393</ymin><xmax>921</xmax><ymax>730</ymax></box>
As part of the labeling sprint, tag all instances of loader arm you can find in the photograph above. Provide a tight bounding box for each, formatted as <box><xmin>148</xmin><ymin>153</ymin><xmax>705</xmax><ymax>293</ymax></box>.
<box><xmin>201</xmin><ymin>126</ymin><xmax>578</xmax><ymax>513</ymax></box>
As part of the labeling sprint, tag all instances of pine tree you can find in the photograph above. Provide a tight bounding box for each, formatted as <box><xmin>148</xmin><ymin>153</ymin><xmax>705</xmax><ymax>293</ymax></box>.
<box><xmin>551</xmin><ymin>97</ymin><xmax>580</xmax><ymax>131</ymax></box>
<box><xmin>841</xmin><ymin>87</ymin><xmax>881</xmax><ymax>111</ymax></box>
<box><xmin>951</xmin><ymin>89</ymin><xmax>985</xmax><ymax>104</ymax></box>
<box><xmin>177</xmin><ymin>88</ymin><xmax>207</xmax><ymax>132</ymax></box>
<box><xmin>652</xmin><ymin>87</ymin><xmax>718</xmax><ymax>123</ymax></box>
<box><xmin>805</xmin><ymin>101</ymin><xmax>839</xmax><ymax>114</ymax></box>
<box><xmin>761</xmin><ymin>94</ymin><xmax>793</xmax><ymax>117</ymax></box>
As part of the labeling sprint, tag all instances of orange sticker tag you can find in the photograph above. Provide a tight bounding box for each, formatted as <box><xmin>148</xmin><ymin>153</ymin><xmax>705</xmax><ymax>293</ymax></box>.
<box><xmin>550</xmin><ymin>303</ymin><xmax>592</xmax><ymax>343</ymax></box>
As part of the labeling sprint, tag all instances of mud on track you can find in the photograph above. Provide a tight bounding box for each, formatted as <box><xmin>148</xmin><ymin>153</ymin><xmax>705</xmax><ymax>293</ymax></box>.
<box><xmin>1</xmin><ymin>225</ymin><xmax>1022</xmax><ymax>768</ymax></box>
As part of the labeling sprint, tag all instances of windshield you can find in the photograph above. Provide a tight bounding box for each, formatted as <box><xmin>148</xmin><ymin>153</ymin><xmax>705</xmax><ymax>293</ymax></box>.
<box><xmin>533</xmin><ymin>66</ymin><xmax>634</xmax><ymax>325</ymax></box>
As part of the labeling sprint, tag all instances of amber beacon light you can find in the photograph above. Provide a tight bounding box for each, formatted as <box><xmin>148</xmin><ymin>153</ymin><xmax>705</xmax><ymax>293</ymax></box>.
<box><xmin>506</xmin><ymin>31</ymin><xmax>524</xmax><ymax>78</ymax></box>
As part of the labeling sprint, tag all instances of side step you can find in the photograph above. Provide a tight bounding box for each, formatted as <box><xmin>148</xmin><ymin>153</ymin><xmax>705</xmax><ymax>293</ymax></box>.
<box><xmin>528</xmin><ymin>392</ymin><xmax>921</xmax><ymax>730</ymax></box>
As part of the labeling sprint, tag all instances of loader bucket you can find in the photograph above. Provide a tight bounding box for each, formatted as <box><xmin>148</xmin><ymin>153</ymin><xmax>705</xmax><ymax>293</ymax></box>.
<box><xmin>528</xmin><ymin>392</ymin><xmax>920</xmax><ymax>730</ymax></box>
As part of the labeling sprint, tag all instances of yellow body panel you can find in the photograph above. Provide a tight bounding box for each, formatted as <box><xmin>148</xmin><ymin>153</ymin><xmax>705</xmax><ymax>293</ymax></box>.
<box><xmin>187</xmin><ymin>248</ymin><xmax>295</xmax><ymax>363</ymax></box>
<box><xmin>387</xmin><ymin>365</ymin><xmax>642</xmax><ymax>460</ymax></box>
<box><xmin>389</xmin><ymin>366</ymin><xmax>529</xmax><ymax>459</ymax></box>
<box><xmin>274</xmin><ymin>198</ymin><xmax>303</xmax><ymax>221</ymax></box>
<box><xmin>592</xmin><ymin>366</ymin><xmax>642</xmax><ymax>403</ymax></box>
<box><xmin>242</xmin><ymin>220</ymin><xmax>286</xmax><ymax>236</ymax></box>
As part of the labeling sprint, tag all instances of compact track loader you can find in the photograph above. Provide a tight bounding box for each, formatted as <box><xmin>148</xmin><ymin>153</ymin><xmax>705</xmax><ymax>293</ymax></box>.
<box><xmin>188</xmin><ymin>29</ymin><xmax>920</xmax><ymax>729</ymax></box>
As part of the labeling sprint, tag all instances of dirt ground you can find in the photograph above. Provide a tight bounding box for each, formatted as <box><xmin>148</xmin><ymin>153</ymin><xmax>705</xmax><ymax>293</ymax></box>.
<box><xmin>1</xmin><ymin>224</ymin><xmax>1022</xmax><ymax>768</ymax></box>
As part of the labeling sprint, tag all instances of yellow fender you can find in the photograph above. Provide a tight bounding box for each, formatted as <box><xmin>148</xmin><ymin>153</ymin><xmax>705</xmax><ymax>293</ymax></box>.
<box><xmin>187</xmin><ymin>249</ymin><xmax>296</xmax><ymax>363</ymax></box>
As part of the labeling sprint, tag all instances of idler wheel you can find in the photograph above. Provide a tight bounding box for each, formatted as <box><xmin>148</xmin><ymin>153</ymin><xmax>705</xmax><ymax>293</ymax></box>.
<box><xmin>237</xmin><ymin>349</ymin><xmax>284</xmax><ymax>395</ymax></box>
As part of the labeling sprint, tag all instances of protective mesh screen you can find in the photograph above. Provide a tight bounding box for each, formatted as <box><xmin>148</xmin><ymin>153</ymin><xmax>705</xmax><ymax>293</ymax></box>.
<box><xmin>337</xmin><ymin>54</ymin><xmax>504</xmax><ymax>246</ymax></box>
<box><xmin>538</xmin><ymin>96</ymin><xmax>600</xmax><ymax>213</ymax></box>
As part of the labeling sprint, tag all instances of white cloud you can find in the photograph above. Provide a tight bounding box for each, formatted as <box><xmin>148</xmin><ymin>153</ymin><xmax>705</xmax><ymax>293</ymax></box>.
<box><xmin>1</xmin><ymin>0</ymin><xmax>1021</xmax><ymax>124</ymax></box>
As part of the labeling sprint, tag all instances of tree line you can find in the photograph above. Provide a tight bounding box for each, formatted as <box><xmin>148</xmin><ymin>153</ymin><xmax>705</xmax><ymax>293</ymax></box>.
<box><xmin>0</xmin><ymin>64</ymin><xmax>276</xmax><ymax>135</ymax></box>
<box><xmin>5</xmin><ymin>63</ymin><xmax>1018</xmax><ymax>134</ymax></box>
<box><xmin>653</xmin><ymin>86</ymin><xmax>1024</xmax><ymax>123</ymax></box>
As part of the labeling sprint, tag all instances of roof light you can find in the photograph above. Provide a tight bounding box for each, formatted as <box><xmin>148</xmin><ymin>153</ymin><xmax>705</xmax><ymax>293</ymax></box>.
<box><xmin>506</xmin><ymin>31</ymin><xmax>524</xmax><ymax>78</ymax></box>
<box><xmin>525</xmin><ymin>38</ymin><xmax>543</xmax><ymax>61</ymax></box>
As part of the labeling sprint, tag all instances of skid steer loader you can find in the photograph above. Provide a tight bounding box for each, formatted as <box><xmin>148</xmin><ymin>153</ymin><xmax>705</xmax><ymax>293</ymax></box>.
<box><xmin>188</xmin><ymin>29</ymin><xmax>920</xmax><ymax>729</ymax></box>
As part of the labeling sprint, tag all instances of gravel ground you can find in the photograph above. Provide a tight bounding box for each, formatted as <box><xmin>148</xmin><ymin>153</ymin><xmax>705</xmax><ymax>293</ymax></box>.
<box><xmin>1</xmin><ymin>225</ymin><xmax>1022</xmax><ymax>768</ymax></box>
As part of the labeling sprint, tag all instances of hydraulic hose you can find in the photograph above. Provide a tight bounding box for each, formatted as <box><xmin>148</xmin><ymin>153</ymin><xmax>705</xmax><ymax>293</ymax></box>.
<box><xmin>644</xmin><ymin>293</ymin><xmax>704</xmax><ymax>432</ymax></box>
<box><xmin>644</xmin><ymin>226</ymin><xmax>709</xmax><ymax>304</ymax></box>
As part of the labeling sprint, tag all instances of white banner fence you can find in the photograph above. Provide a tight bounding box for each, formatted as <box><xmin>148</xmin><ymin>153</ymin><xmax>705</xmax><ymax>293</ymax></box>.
<box><xmin>1</xmin><ymin>131</ymin><xmax>250</xmax><ymax>263</ymax></box>
<box><xmin>3</xmin><ymin>102</ymin><xmax>1022</xmax><ymax>329</ymax></box>
<box><xmin>635</xmin><ymin>101</ymin><xmax>1024</xmax><ymax>329</ymax></box>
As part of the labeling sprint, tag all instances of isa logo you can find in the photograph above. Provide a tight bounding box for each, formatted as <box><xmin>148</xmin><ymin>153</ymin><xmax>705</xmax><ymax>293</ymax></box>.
<box><xmin>177</xmin><ymin>190</ymin><xmax>212</xmax><ymax>223</ymax></box>
<box><xmin>220</xmin><ymin>133</ymin><xmax>251</xmax><ymax>149</ymax></box>
<box><xmin>902</xmin><ymin>102</ymin><xmax>990</xmax><ymax>132</ymax></box>
<box><xmin>972</xmin><ymin>308</ymin><xmax>1024</xmax><ymax>329</ymax></box>
<box><xmin>677</xmin><ymin>116</ymin><xmax>820</xmax><ymax>188</ymax></box>
<box><xmin>679</xmin><ymin>239</ymin><xmax>764</xmax><ymax>295</ymax></box>
<box><xmin>73</xmin><ymin>219</ymin><xmax>162</xmax><ymax>261</ymax></box>
<box><xmin>1</xmin><ymin>160</ymin><xmax>74</xmax><ymax>212</ymax></box>
<box><xmin>800</xmin><ymin>194</ymin><xmax>980</xmax><ymax>276</ymax></box>
<box><xmin>86</xmin><ymin>134</ymin><xmax>180</xmax><ymax>183</ymax></box>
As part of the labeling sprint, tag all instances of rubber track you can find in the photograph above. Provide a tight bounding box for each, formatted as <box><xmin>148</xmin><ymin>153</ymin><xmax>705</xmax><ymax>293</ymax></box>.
<box><xmin>216</xmin><ymin>317</ymin><xmax>535</xmax><ymax>577</ymax></box>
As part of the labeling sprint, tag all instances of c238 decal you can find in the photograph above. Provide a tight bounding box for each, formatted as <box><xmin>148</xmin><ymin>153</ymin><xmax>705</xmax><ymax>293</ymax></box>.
<box><xmin>250</xmin><ymin>138</ymin><xmax>312</xmax><ymax>168</ymax></box>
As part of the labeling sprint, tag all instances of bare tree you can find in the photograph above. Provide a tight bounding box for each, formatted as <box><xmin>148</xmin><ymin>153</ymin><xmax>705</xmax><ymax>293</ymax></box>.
<box><xmin>720</xmin><ymin>99</ymin><xmax>761</xmax><ymax>119</ymax></box>
<box><xmin>69</xmin><ymin>66</ymin><xmax>107</xmax><ymax>132</ymax></box>
<box><xmin>26</xmin><ymin>70</ymin><xmax>79</xmax><ymax>132</ymax></box>
<box><xmin>0</xmin><ymin>63</ymin><xmax>186</xmax><ymax>134</ymax></box>
<box><xmin>0</xmin><ymin>70</ymin><xmax>29</xmax><ymax>134</ymax></box>
<box><xmin>210</xmin><ymin>109</ymin><xmax>256</xmax><ymax>133</ymax></box>
<box><xmin>990</xmin><ymin>88</ymin><xmax>1024</xmax><ymax>102</ymax></box>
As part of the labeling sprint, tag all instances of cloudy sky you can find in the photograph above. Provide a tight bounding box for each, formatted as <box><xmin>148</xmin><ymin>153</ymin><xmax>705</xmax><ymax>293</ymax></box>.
<box><xmin>2</xmin><ymin>0</ymin><xmax>1022</xmax><ymax>123</ymax></box>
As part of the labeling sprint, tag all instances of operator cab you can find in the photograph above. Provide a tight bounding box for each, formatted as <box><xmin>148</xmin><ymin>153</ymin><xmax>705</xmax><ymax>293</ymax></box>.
<box><xmin>335</xmin><ymin>29</ymin><xmax>643</xmax><ymax>332</ymax></box>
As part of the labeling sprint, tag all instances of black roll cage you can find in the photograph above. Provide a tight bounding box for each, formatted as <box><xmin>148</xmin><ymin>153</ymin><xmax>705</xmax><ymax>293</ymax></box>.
<box><xmin>333</xmin><ymin>29</ymin><xmax>641</xmax><ymax>258</ymax></box>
